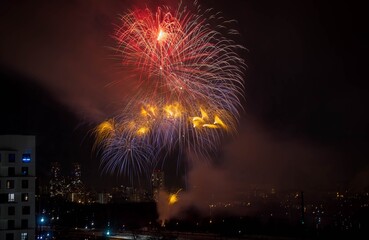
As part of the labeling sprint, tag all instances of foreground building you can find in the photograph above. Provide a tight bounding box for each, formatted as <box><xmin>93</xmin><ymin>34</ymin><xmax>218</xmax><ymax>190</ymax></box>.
<box><xmin>0</xmin><ymin>135</ymin><xmax>36</xmax><ymax>240</ymax></box>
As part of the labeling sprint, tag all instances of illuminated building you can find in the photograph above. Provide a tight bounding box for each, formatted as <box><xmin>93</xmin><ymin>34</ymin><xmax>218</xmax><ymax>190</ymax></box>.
<box><xmin>67</xmin><ymin>162</ymin><xmax>85</xmax><ymax>203</ymax></box>
<box><xmin>0</xmin><ymin>135</ymin><xmax>36</xmax><ymax>240</ymax></box>
<box><xmin>151</xmin><ymin>170</ymin><xmax>164</xmax><ymax>202</ymax></box>
<box><xmin>97</xmin><ymin>192</ymin><xmax>111</xmax><ymax>204</ymax></box>
<box><xmin>49</xmin><ymin>162</ymin><xmax>65</xmax><ymax>198</ymax></box>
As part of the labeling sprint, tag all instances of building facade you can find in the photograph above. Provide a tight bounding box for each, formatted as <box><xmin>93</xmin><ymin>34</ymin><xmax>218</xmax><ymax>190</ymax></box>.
<box><xmin>0</xmin><ymin>135</ymin><xmax>36</xmax><ymax>240</ymax></box>
<box><xmin>67</xmin><ymin>162</ymin><xmax>85</xmax><ymax>203</ymax></box>
<box><xmin>151</xmin><ymin>170</ymin><xmax>165</xmax><ymax>202</ymax></box>
<box><xmin>49</xmin><ymin>161</ymin><xmax>65</xmax><ymax>198</ymax></box>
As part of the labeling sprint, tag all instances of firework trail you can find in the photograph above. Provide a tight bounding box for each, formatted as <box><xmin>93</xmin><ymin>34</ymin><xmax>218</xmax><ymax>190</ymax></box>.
<box><xmin>169</xmin><ymin>188</ymin><xmax>182</xmax><ymax>205</ymax></box>
<box><xmin>94</xmin><ymin>1</ymin><xmax>246</xmax><ymax>181</ymax></box>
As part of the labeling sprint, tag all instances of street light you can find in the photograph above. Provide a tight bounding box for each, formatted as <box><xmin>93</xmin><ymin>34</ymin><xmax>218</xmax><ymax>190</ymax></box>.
<box><xmin>105</xmin><ymin>221</ymin><xmax>112</xmax><ymax>238</ymax></box>
<box><xmin>37</xmin><ymin>215</ymin><xmax>46</xmax><ymax>240</ymax></box>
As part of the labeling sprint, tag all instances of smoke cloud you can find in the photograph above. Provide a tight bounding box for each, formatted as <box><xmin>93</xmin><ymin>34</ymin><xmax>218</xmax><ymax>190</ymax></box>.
<box><xmin>156</xmin><ymin>118</ymin><xmax>346</xmax><ymax>223</ymax></box>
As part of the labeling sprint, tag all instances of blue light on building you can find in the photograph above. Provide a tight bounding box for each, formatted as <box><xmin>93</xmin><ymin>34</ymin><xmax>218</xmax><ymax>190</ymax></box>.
<box><xmin>22</xmin><ymin>153</ymin><xmax>31</xmax><ymax>163</ymax></box>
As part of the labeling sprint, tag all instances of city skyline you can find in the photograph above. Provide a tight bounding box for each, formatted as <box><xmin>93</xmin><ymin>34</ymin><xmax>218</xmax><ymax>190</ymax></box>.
<box><xmin>0</xmin><ymin>0</ymin><xmax>368</xmax><ymax>196</ymax></box>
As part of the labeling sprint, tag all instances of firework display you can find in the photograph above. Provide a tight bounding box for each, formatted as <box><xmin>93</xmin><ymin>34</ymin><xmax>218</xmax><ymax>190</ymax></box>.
<box><xmin>95</xmin><ymin>1</ymin><xmax>245</xmax><ymax>180</ymax></box>
<box><xmin>168</xmin><ymin>189</ymin><xmax>182</xmax><ymax>205</ymax></box>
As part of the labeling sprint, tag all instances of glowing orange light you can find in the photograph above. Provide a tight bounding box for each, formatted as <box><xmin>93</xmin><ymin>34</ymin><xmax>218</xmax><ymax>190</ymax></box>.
<box><xmin>168</xmin><ymin>189</ymin><xmax>182</xmax><ymax>205</ymax></box>
<box><xmin>191</xmin><ymin>109</ymin><xmax>229</xmax><ymax>130</ymax></box>
<box><xmin>97</xmin><ymin>120</ymin><xmax>114</xmax><ymax>134</ymax></box>
<box><xmin>95</xmin><ymin>120</ymin><xmax>115</xmax><ymax>145</ymax></box>
<box><xmin>192</xmin><ymin>116</ymin><xmax>204</xmax><ymax>128</ymax></box>
<box><xmin>141</xmin><ymin>108</ymin><xmax>148</xmax><ymax>117</ymax></box>
<box><xmin>137</xmin><ymin>127</ymin><xmax>149</xmax><ymax>136</ymax></box>
<box><xmin>141</xmin><ymin>105</ymin><xmax>157</xmax><ymax>117</ymax></box>
<box><xmin>169</xmin><ymin>194</ymin><xmax>178</xmax><ymax>205</ymax></box>
<box><xmin>164</xmin><ymin>102</ymin><xmax>182</xmax><ymax>118</ymax></box>
<box><xmin>200</xmin><ymin>108</ymin><xmax>209</xmax><ymax>120</ymax></box>
<box><xmin>203</xmin><ymin>123</ymin><xmax>220</xmax><ymax>129</ymax></box>
<box><xmin>214</xmin><ymin>115</ymin><xmax>227</xmax><ymax>129</ymax></box>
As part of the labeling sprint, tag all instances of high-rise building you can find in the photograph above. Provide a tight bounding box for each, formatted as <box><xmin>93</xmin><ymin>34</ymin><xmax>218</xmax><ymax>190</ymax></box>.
<box><xmin>67</xmin><ymin>162</ymin><xmax>85</xmax><ymax>203</ymax></box>
<box><xmin>49</xmin><ymin>162</ymin><xmax>65</xmax><ymax>198</ymax></box>
<box><xmin>69</xmin><ymin>162</ymin><xmax>83</xmax><ymax>192</ymax></box>
<box><xmin>0</xmin><ymin>135</ymin><xmax>36</xmax><ymax>240</ymax></box>
<box><xmin>151</xmin><ymin>170</ymin><xmax>164</xmax><ymax>202</ymax></box>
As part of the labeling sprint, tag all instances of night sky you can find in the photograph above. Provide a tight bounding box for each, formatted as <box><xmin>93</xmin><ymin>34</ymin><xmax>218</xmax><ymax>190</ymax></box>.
<box><xmin>0</xmin><ymin>0</ymin><xmax>368</xmax><ymax>193</ymax></box>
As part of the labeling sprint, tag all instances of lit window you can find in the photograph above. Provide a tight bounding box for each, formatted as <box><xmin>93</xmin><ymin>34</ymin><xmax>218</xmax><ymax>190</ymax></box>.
<box><xmin>22</xmin><ymin>193</ymin><xmax>29</xmax><ymax>202</ymax></box>
<box><xmin>21</xmin><ymin>233</ymin><xmax>28</xmax><ymax>240</ymax></box>
<box><xmin>21</xmin><ymin>167</ymin><xmax>29</xmax><ymax>176</ymax></box>
<box><xmin>8</xmin><ymin>193</ymin><xmax>15</xmax><ymax>202</ymax></box>
<box><xmin>22</xmin><ymin>153</ymin><xmax>31</xmax><ymax>163</ymax></box>
<box><xmin>8</xmin><ymin>153</ymin><xmax>15</xmax><ymax>163</ymax></box>
<box><xmin>6</xmin><ymin>180</ymin><xmax>14</xmax><ymax>189</ymax></box>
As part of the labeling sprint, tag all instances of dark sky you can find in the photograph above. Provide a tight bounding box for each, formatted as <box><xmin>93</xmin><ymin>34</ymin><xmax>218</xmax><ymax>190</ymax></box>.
<box><xmin>0</xmin><ymin>0</ymin><xmax>368</xmax><ymax>193</ymax></box>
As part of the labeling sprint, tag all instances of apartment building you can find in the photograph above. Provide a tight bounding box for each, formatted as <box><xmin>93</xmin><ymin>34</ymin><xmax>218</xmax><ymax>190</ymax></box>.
<box><xmin>0</xmin><ymin>135</ymin><xmax>36</xmax><ymax>240</ymax></box>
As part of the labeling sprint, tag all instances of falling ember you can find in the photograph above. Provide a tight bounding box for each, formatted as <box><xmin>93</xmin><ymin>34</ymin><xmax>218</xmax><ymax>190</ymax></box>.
<box><xmin>168</xmin><ymin>194</ymin><xmax>178</xmax><ymax>205</ymax></box>
<box><xmin>168</xmin><ymin>189</ymin><xmax>181</xmax><ymax>205</ymax></box>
